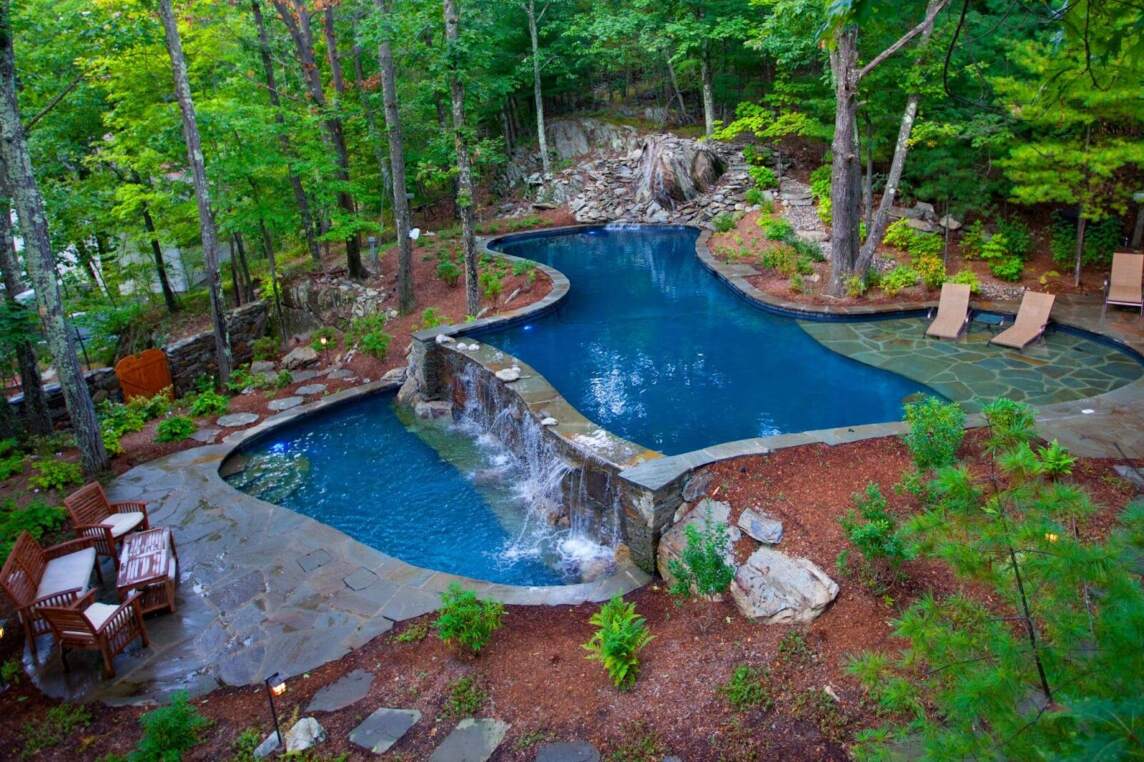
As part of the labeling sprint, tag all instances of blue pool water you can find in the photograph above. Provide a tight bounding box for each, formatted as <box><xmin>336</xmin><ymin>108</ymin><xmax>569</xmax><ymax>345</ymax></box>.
<box><xmin>479</xmin><ymin>226</ymin><xmax>932</xmax><ymax>454</ymax></box>
<box><xmin>225</xmin><ymin>393</ymin><xmax>572</xmax><ymax>585</ymax></box>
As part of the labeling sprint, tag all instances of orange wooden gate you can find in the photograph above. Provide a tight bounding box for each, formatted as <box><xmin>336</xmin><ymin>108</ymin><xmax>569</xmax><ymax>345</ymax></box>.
<box><xmin>115</xmin><ymin>348</ymin><xmax>173</xmax><ymax>402</ymax></box>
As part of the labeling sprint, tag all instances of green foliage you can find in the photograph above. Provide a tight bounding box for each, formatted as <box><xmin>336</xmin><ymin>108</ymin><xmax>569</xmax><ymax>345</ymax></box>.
<box><xmin>883</xmin><ymin>219</ymin><xmax>914</xmax><ymax>250</ymax></box>
<box><xmin>274</xmin><ymin>370</ymin><xmax>293</xmax><ymax>390</ymax></box>
<box><xmin>885</xmin><ymin>220</ymin><xmax>942</xmax><ymax>261</ymax></box>
<box><xmin>22</xmin><ymin>703</ymin><xmax>91</xmax><ymax>756</ymax></box>
<box><xmin>251</xmin><ymin>337</ymin><xmax>278</xmax><ymax>362</ymax></box>
<box><xmin>777</xmin><ymin>630</ymin><xmax>813</xmax><ymax>664</ymax></box>
<box><xmin>226</xmin><ymin>367</ymin><xmax>254</xmax><ymax>395</ymax></box>
<box><xmin>1</xmin><ymin>657</ymin><xmax>20</xmax><ymax>685</ymax></box>
<box><xmin>720</xmin><ymin>665</ymin><xmax>773</xmax><ymax>712</ymax></box>
<box><xmin>435</xmin><ymin>583</ymin><xmax>504</xmax><ymax>655</ymax></box>
<box><xmin>913</xmin><ymin>256</ymin><xmax>946</xmax><ymax>290</ymax></box>
<box><xmin>394</xmin><ymin>620</ymin><xmax>429</xmax><ymax>643</ymax></box>
<box><xmin>989</xmin><ymin>255</ymin><xmax>1025</xmax><ymax>281</ymax></box>
<box><xmin>996</xmin><ymin>217</ymin><xmax>1033</xmax><ymax>259</ymax></box>
<box><xmin>1050</xmin><ymin>213</ymin><xmax>1122</xmax><ymax>268</ymax></box>
<box><xmin>747</xmin><ymin>165</ymin><xmax>777</xmax><ymax>189</ymax></box>
<box><xmin>979</xmin><ymin>231</ymin><xmax>1010</xmax><ymax>261</ymax></box>
<box><xmin>155</xmin><ymin>417</ymin><xmax>196</xmax><ymax>443</ymax></box>
<box><xmin>1</xmin><ymin>499</ymin><xmax>67</xmax><ymax>564</ymax></box>
<box><xmin>758</xmin><ymin>215</ymin><xmax>794</xmax><ymax>241</ymax></box>
<box><xmin>347</xmin><ymin>315</ymin><xmax>392</xmax><ymax>360</ymax></box>
<box><xmin>479</xmin><ymin>269</ymin><xmax>503</xmax><ymax>300</ymax></box>
<box><xmin>1038</xmin><ymin>439</ymin><xmax>1077</xmax><ymax>479</ymax></box>
<box><xmin>816</xmin><ymin>195</ymin><xmax>832</xmax><ymax>226</ymax></box>
<box><xmin>761</xmin><ymin>244</ymin><xmax>797</xmax><ymax>277</ymax></box>
<box><xmin>982</xmin><ymin>397</ymin><xmax>1037</xmax><ymax>455</ymax></box>
<box><xmin>309</xmin><ymin>327</ymin><xmax>339</xmax><ymax>353</ymax></box>
<box><xmin>29</xmin><ymin>460</ymin><xmax>83</xmax><ymax>491</ymax></box>
<box><xmin>960</xmin><ymin>220</ymin><xmax>987</xmax><ymax>258</ymax></box>
<box><xmin>809</xmin><ymin>165</ymin><xmax>831</xmax><ymax>201</ymax></box>
<box><xmin>712</xmin><ymin>213</ymin><xmax>736</xmax><ymax>233</ymax></box>
<box><xmin>128</xmin><ymin>392</ymin><xmax>172</xmax><ymax>422</ymax></box>
<box><xmin>445</xmin><ymin>676</ymin><xmax>487</xmax><ymax>718</ymax></box>
<box><xmin>667</xmin><ymin>508</ymin><xmax>736</xmax><ymax>598</ymax></box>
<box><xmin>511</xmin><ymin>259</ymin><xmax>537</xmax><ymax>280</ymax></box>
<box><xmin>879</xmin><ymin>266</ymin><xmax>919</xmax><ymax>296</ymax></box>
<box><xmin>129</xmin><ymin>691</ymin><xmax>210</xmax><ymax>762</ymax></box>
<box><xmin>947</xmin><ymin>268</ymin><xmax>981</xmax><ymax>294</ymax></box>
<box><xmin>99</xmin><ymin>400</ymin><xmax>146</xmax><ymax>440</ymax></box>
<box><xmin>0</xmin><ymin>451</ymin><xmax>26</xmax><ymax>481</ymax></box>
<box><xmin>839</xmin><ymin>484</ymin><xmax>910</xmax><ymax>590</ymax></box>
<box><xmin>420</xmin><ymin>308</ymin><xmax>447</xmax><ymax>329</ymax></box>
<box><xmin>845</xmin><ymin>274</ymin><xmax>868</xmax><ymax>297</ymax></box>
<box><xmin>743</xmin><ymin>188</ymin><xmax>768</xmax><ymax>207</ymax></box>
<box><xmin>607</xmin><ymin>720</ymin><xmax>665</xmax><ymax>762</ymax></box>
<box><xmin>583</xmin><ymin>596</ymin><xmax>653</xmax><ymax>691</ymax></box>
<box><xmin>436</xmin><ymin>258</ymin><xmax>462</xmax><ymax>287</ymax></box>
<box><xmin>789</xmin><ymin>273</ymin><xmax>805</xmax><ymax>293</ymax></box>
<box><xmin>102</xmin><ymin>428</ymin><xmax>124</xmax><ymax>457</ymax></box>
<box><xmin>189</xmin><ymin>390</ymin><xmax>229</xmax><ymax>417</ymax></box>
<box><xmin>902</xmin><ymin>397</ymin><xmax>965</xmax><ymax>470</ymax></box>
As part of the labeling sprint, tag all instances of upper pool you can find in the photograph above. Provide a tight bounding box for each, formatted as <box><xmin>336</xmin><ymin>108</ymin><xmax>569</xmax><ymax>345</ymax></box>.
<box><xmin>479</xmin><ymin>226</ymin><xmax>932</xmax><ymax>454</ymax></box>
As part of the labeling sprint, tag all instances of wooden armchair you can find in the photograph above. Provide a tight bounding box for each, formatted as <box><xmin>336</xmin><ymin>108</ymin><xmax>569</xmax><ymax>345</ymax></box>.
<box><xmin>65</xmin><ymin>482</ymin><xmax>150</xmax><ymax>570</ymax></box>
<box><xmin>40</xmin><ymin>590</ymin><xmax>149</xmax><ymax>678</ymax></box>
<box><xmin>0</xmin><ymin>532</ymin><xmax>100</xmax><ymax>657</ymax></box>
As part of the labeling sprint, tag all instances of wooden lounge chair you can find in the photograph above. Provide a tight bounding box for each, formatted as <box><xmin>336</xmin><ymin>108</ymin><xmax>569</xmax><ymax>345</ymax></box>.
<box><xmin>1102</xmin><ymin>251</ymin><xmax>1143</xmax><ymax>318</ymax></box>
<box><xmin>40</xmin><ymin>590</ymin><xmax>149</xmax><ymax>678</ymax></box>
<box><xmin>65</xmin><ymin>482</ymin><xmax>150</xmax><ymax>572</ymax></box>
<box><xmin>990</xmin><ymin>290</ymin><xmax>1056</xmax><ymax>350</ymax></box>
<box><xmin>925</xmin><ymin>282</ymin><xmax>972</xmax><ymax>339</ymax></box>
<box><xmin>0</xmin><ymin>532</ymin><xmax>100</xmax><ymax>656</ymax></box>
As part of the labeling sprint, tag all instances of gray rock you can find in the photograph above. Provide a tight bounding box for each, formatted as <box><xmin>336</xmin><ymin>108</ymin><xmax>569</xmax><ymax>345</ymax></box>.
<box><xmin>738</xmin><ymin>508</ymin><xmax>784</xmax><ymax>545</ymax></box>
<box><xmin>938</xmin><ymin>214</ymin><xmax>962</xmax><ymax>231</ymax></box>
<box><xmin>913</xmin><ymin>201</ymin><xmax>936</xmax><ymax>219</ymax></box>
<box><xmin>328</xmin><ymin>368</ymin><xmax>357</xmax><ymax>380</ymax></box>
<box><xmin>306</xmin><ymin>669</ymin><xmax>374</xmax><ymax>713</ymax></box>
<box><xmin>253</xmin><ymin>731</ymin><xmax>280</xmax><ymax>759</ymax></box>
<box><xmin>495</xmin><ymin>367</ymin><xmax>522</xmax><ymax>382</ymax></box>
<box><xmin>217</xmin><ymin>412</ymin><xmax>259</xmax><ymax>428</ymax></box>
<box><xmin>798</xmin><ymin>230</ymin><xmax>830</xmax><ymax>243</ymax></box>
<box><xmin>291</xmin><ymin>369</ymin><xmax>320</xmax><ymax>383</ymax></box>
<box><xmin>536</xmin><ymin>741</ymin><xmax>601</xmax><ymax>762</ymax></box>
<box><xmin>730</xmin><ymin>546</ymin><xmax>838</xmax><ymax>624</ymax></box>
<box><xmin>681</xmin><ymin>471</ymin><xmax>712</xmax><ymax>502</ymax></box>
<box><xmin>282</xmin><ymin>346</ymin><xmax>319</xmax><ymax>370</ymax></box>
<box><xmin>381</xmin><ymin>366</ymin><xmax>407</xmax><ymax>384</ymax></box>
<box><xmin>190</xmin><ymin>428</ymin><xmax>220</xmax><ymax>443</ymax></box>
<box><xmin>268</xmin><ymin>396</ymin><xmax>304</xmax><ymax>411</ymax></box>
<box><xmin>429</xmin><ymin>718</ymin><xmax>509</xmax><ymax>762</ymax></box>
<box><xmin>1115</xmin><ymin>464</ymin><xmax>1144</xmax><ymax>491</ymax></box>
<box><xmin>296</xmin><ymin>384</ymin><xmax>327</xmax><ymax>396</ymax></box>
<box><xmin>285</xmin><ymin>717</ymin><xmax>326</xmax><ymax>753</ymax></box>
<box><xmin>414</xmin><ymin>400</ymin><xmax>452</xmax><ymax>420</ymax></box>
<box><xmin>634</xmin><ymin>135</ymin><xmax>725</xmax><ymax>208</ymax></box>
<box><xmin>349</xmin><ymin>708</ymin><xmax>421</xmax><ymax>754</ymax></box>
<box><xmin>905</xmin><ymin>217</ymin><xmax>940</xmax><ymax>234</ymax></box>
<box><xmin>251</xmin><ymin>360</ymin><xmax>275</xmax><ymax>374</ymax></box>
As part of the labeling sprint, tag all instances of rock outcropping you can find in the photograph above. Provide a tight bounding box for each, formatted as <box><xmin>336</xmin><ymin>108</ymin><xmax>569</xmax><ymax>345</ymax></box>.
<box><xmin>634</xmin><ymin>135</ymin><xmax>726</xmax><ymax>209</ymax></box>
<box><xmin>730</xmin><ymin>546</ymin><xmax>839</xmax><ymax>624</ymax></box>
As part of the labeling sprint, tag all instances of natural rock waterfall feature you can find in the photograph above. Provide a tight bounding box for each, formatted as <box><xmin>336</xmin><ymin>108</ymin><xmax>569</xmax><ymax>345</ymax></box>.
<box><xmin>634</xmin><ymin>135</ymin><xmax>726</xmax><ymax>210</ymax></box>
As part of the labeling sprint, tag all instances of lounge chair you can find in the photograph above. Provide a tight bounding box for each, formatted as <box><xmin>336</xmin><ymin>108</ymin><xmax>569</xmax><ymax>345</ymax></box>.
<box><xmin>990</xmin><ymin>290</ymin><xmax>1056</xmax><ymax>350</ymax></box>
<box><xmin>0</xmin><ymin>532</ymin><xmax>100</xmax><ymax>656</ymax></box>
<box><xmin>925</xmin><ymin>283</ymin><xmax>972</xmax><ymax>339</ymax></box>
<box><xmin>1102</xmin><ymin>251</ymin><xmax>1143</xmax><ymax>318</ymax></box>
<box><xmin>40</xmin><ymin>590</ymin><xmax>149</xmax><ymax>678</ymax></box>
<box><xmin>65</xmin><ymin>482</ymin><xmax>151</xmax><ymax>572</ymax></box>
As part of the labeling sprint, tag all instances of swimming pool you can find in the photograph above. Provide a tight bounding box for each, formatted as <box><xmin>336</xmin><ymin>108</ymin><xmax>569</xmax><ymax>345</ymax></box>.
<box><xmin>479</xmin><ymin>226</ymin><xmax>932</xmax><ymax>454</ymax></box>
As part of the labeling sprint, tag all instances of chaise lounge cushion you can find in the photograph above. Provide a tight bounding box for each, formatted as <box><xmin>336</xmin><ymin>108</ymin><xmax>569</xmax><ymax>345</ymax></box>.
<box><xmin>101</xmin><ymin>511</ymin><xmax>145</xmax><ymax>539</ymax></box>
<box><xmin>35</xmin><ymin>548</ymin><xmax>96</xmax><ymax>600</ymax></box>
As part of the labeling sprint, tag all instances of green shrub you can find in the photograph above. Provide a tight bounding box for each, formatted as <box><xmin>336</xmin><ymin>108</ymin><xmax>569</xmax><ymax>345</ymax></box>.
<box><xmin>758</xmin><ymin>215</ymin><xmax>794</xmax><ymax>241</ymax></box>
<box><xmin>435</xmin><ymin>583</ymin><xmax>504</xmax><ymax>655</ymax></box>
<box><xmin>997</xmin><ymin>217</ymin><xmax>1032</xmax><ymax>259</ymax></box>
<box><xmin>667</xmin><ymin>506</ymin><xmax>735</xmax><ymax>598</ymax></box>
<box><xmin>29</xmin><ymin>460</ymin><xmax>83</xmax><ymax>491</ymax></box>
<box><xmin>747</xmin><ymin>165</ymin><xmax>777</xmax><ymax>189</ymax></box>
<box><xmin>225</xmin><ymin>367</ymin><xmax>255</xmax><ymax>395</ymax></box>
<box><xmin>130</xmin><ymin>691</ymin><xmax>209</xmax><ymax>762</ymax></box>
<box><xmin>982</xmin><ymin>397</ymin><xmax>1036</xmax><ymax>455</ymax></box>
<box><xmin>989</xmin><ymin>255</ymin><xmax>1024</xmax><ymax>282</ymax></box>
<box><xmin>583</xmin><ymin>596</ymin><xmax>653</xmax><ymax>690</ymax></box>
<box><xmin>1</xmin><ymin>657</ymin><xmax>20</xmax><ymax>685</ymax></box>
<box><xmin>960</xmin><ymin>219</ymin><xmax>986</xmax><ymax>258</ymax></box>
<box><xmin>914</xmin><ymin>255</ymin><xmax>946</xmax><ymax>290</ymax></box>
<box><xmin>720</xmin><ymin>665</ymin><xmax>773</xmax><ymax>712</ymax></box>
<box><xmin>792</xmin><ymin>237</ymin><xmax>826</xmax><ymax>262</ymax></box>
<box><xmin>838</xmin><ymin>483</ymin><xmax>911</xmax><ymax>589</ymax></box>
<box><xmin>99</xmin><ymin>400</ymin><xmax>146</xmax><ymax>439</ymax></box>
<box><xmin>155</xmin><ymin>416</ymin><xmax>196</xmax><ymax>443</ymax></box>
<box><xmin>128</xmin><ymin>390</ymin><xmax>172</xmax><ymax>421</ymax></box>
<box><xmin>22</xmin><ymin>703</ymin><xmax>91</xmax><ymax>755</ymax></box>
<box><xmin>102</xmin><ymin>429</ymin><xmax>124</xmax><ymax>457</ymax></box>
<box><xmin>0</xmin><ymin>451</ymin><xmax>25</xmax><ymax>480</ymax></box>
<box><xmin>845</xmin><ymin>274</ymin><xmax>868</xmax><ymax>297</ymax></box>
<box><xmin>816</xmin><ymin>195</ymin><xmax>832</xmax><ymax>226</ymax></box>
<box><xmin>421</xmin><ymin>307</ymin><xmax>447</xmax><ymax>329</ymax></box>
<box><xmin>879</xmin><ymin>266</ymin><xmax>919</xmax><ymax>296</ymax></box>
<box><xmin>883</xmin><ymin>219</ymin><xmax>915</xmax><ymax>250</ymax></box>
<box><xmin>0</xmin><ymin>498</ymin><xmax>67</xmax><ymax>563</ymax></box>
<box><xmin>309</xmin><ymin>326</ymin><xmax>339</xmax><ymax>352</ymax></box>
<box><xmin>908</xmin><ymin>231</ymin><xmax>943</xmax><ymax>259</ymax></box>
<box><xmin>947</xmin><ymin>268</ymin><xmax>981</xmax><ymax>294</ymax></box>
<box><xmin>274</xmin><ymin>370</ymin><xmax>292</xmax><ymax>389</ymax></box>
<box><xmin>743</xmin><ymin>188</ymin><xmax>766</xmax><ymax>207</ymax></box>
<box><xmin>189</xmin><ymin>390</ymin><xmax>229</xmax><ymax>417</ymax></box>
<box><xmin>979</xmin><ymin>231</ymin><xmax>1010</xmax><ymax>261</ymax></box>
<box><xmin>347</xmin><ymin>314</ymin><xmax>392</xmax><ymax>359</ymax></box>
<box><xmin>252</xmin><ymin>335</ymin><xmax>278</xmax><ymax>362</ymax></box>
<box><xmin>511</xmin><ymin>259</ymin><xmax>537</xmax><ymax>279</ymax></box>
<box><xmin>479</xmin><ymin>269</ymin><xmax>503</xmax><ymax>300</ymax></box>
<box><xmin>761</xmin><ymin>244</ymin><xmax>798</xmax><ymax>276</ymax></box>
<box><xmin>903</xmin><ymin>397</ymin><xmax>965</xmax><ymax>470</ymax></box>
<box><xmin>712</xmin><ymin>213</ymin><xmax>736</xmax><ymax>233</ymax></box>
<box><xmin>445</xmin><ymin>676</ymin><xmax>487</xmax><ymax>718</ymax></box>
<box><xmin>789</xmin><ymin>273</ymin><xmax>805</xmax><ymax>293</ymax></box>
<box><xmin>436</xmin><ymin>258</ymin><xmax>461</xmax><ymax>287</ymax></box>
<box><xmin>809</xmin><ymin>164</ymin><xmax>831</xmax><ymax>200</ymax></box>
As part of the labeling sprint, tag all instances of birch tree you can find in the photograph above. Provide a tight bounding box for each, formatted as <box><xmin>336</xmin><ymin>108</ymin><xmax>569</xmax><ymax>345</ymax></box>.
<box><xmin>444</xmin><ymin>0</ymin><xmax>479</xmax><ymax>316</ymax></box>
<box><xmin>523</xmin><ymin>0</ymin><xmax>551</xmax><ymax>174</ymax></box>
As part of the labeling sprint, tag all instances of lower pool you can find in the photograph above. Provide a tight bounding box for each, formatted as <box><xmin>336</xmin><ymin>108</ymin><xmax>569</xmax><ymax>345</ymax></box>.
<box><xmin>479</xmin><ymin>226</ymin><xmax>932</xmax><ymax>454</ymax></box>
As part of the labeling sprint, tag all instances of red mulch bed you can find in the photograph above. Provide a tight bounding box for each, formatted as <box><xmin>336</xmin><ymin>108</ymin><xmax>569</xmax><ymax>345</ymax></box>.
<box><xmin>2</xmin><ymin>430</ymin><xmax>1138</xmax><ymax>760</ymax></box>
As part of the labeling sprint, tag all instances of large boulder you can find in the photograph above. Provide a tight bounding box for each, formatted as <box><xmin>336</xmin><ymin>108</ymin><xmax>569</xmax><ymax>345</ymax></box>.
<box><xmin>282</xmin><ymin>345</ymin><xmax>318</xmax><ymax>370</ymax></box>
<box><xmin>546</xmin><ymin>118</ymin><xmax>641</xmax><ymax>161</ymax></box>
<box><xmin>730</xmin><ymin>546</ymin><xmax>838</xmax><ymax>624</ymax></box>
<box><xmin>635</xmin><ymin>135</ymin><xmax>726</xmax><ymax>209</ymax></box>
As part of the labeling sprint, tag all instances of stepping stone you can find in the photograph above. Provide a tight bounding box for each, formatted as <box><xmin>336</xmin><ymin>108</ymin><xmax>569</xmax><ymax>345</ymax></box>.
<box><xmin>536</xmin><ymin>741</ymin><xmax>600</xmax><ymax>762</ymax></box>
<box><xmin>268</xmin><ymin>396</ymin><xmax>304</xmax><ymax>411</ymax></box>
<box><xmin>327</xmin><ymin>368</ymin><xmax>356</xmax><ymax>380</ymax></box>
<box><xmin>306</xmin><ymin>669</ymin><xmax>374</xmax><ymax>713</ymax></box>
<box><xmin>296</xmin><ymin>383</ymin><xmax>327</xmax><ymax>396</ymax></box>
<box><xmin>291</xmin><ymin>369</ymin><xmax>320</xmax><ymax>383</ymax></box>
<box><xmin>349</xmin><ymin>708</ymin><xmax>421</xmax><ymax>755</ymax></box>
<box><xmin>429</xmin><ymin>718</ymin><xmax>509</xmax><ymax>762</ymax></box>
<box><xmin>217</xmin><ymin>412</ymin><xmax>259</xmax><ymax>427</ymax></box>
<box><xmin>190</xmin><ymin>428</ymin><xmax>220</xmax><ymax>443</ymax></box>
<box><xmin>343</xmin><ymin>567</ymin><xmax>378</xmax><ymax>591</ymax></box>
<box><xmin>251</xmin><ymin>360</ymin><xmax>275</xmax><ymax>374</ymax></box>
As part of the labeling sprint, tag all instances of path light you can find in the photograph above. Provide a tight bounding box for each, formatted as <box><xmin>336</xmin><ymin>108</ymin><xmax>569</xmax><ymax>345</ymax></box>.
<box><xmin>409</xmin><ymin>227</ymin><xmax>421</xmax><ymax>242</ymax></box>
<box><xmin>265</xmin><ymin>672</ymin><xmax>286</xmax><ymax>748</ymax></box>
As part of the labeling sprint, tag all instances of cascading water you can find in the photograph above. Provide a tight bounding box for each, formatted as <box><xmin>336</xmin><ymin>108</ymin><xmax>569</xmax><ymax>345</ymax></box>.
<box><xmin>452</xmin><ymin>361</ymin><xmax>618</xmax><ymax>582</ymax></box>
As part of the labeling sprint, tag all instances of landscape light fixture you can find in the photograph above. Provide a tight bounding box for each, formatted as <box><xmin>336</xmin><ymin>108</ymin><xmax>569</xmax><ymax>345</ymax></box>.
<box><xmin>264</xmin><ymin>672</ymin><xmax>286</xmax><ymax>747</ymax></box>
<box><xmin>409</xmin><ymin>227</ymin><xmax>421</xmax><ymax>241</ymax></box>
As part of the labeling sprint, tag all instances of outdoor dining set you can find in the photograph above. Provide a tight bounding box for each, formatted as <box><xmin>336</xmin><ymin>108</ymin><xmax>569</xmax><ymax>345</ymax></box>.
<box><xmin>1</xmin><ymin>483</ymin><xmax>175</xmax><ymax>678</ymax></box>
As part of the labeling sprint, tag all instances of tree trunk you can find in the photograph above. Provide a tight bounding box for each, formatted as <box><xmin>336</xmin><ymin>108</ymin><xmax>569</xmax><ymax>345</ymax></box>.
<box><xmin>0</xmin><ymin>173</ymin><xmax>49</xmax><ymax>436</ymax></box>
<box><xmin>234</xmin><ymin>232</ymin><xmax>254</xmax><ymax>302</ymax></box>
<box><xmin>526</xmin><ymin>0</ymin><xmax>550</xmax><ymax>175</ymax></box>
<box><xmin>700</xmin><ymin>44</ymin><xmax>715</xmax><ymax>138</ymax></box>
<box><xmin>857</xmin><ymin>0</ymin><xmax>941</xmax><ymax>271</ymax></box>
<box><xmin>1073</xmin><ymin>212</ymin><xmax>1087</xmax><ymax>288</ymax></box>
<box><xmin>0</xmin><ymin>2</ymin><xmax>106</xmax><ymax>472</ymax></box>
<box><xmin>827</xmin><ymin>27</ymin><xmax>861</xmax><ymax>296</ymax></box>
<box><xmin>158</xmin><ymin>0</ymin><xmax>231</xmax><ymax>385</ymax></box>
<box><xmin>251</xmin><ymin>0</ymin><xmax>320</xmax><ymax>265</ymax></box>
<box><xmin>273</xmin><ymin>0</ymin><xmax>365</xmax><ymax>279</ymax></box>
<box><xmin>1132</xmin><ymin>204</ymin><xmax>1144</xmax><ymax>249</ymax></box>
<box><xmin>444</xmin><ymin>0</ymin><xmax>479</xmax><ymax>316</ymax></box>
<box><xmin>377</xmin><ymin>0</ymin><xmax>415</xmax><ymax>313</ymax></box>
<box><xmin>863</xmin><ymin>112</ymin><xmax>874</xmax><ymax>234</ymax></box>
<box><xmin>140</xmin><ymin>203</ymin><xmax>179</xmax><ymax>313</ymax></box>
<box><xmin>258</xmin><ymin>217</ymin><xmax>285</xmax><ymax>345</ymax></box>
<box><xmin>665</xmin><ymin>52</ymin><xmax>688</xmax><ymax>120</ymax></box>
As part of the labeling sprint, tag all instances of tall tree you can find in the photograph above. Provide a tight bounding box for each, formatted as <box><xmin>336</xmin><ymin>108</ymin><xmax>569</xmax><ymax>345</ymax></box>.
<box><xmin>376</xmin><ymin>0</ymin><xmax>415</xmax><ymax>313</ymax></box>
<box><xmin>523</xmin><ymin>0</ymin><xmax>551</xmax><ymax>174</ymax></box>
<box><xmin>157</xmin><ymin>0</ymin><xmax>230</xmax><ymax>384</ymax></box>
<box><xmin>272</xmin><ymin>0</ymin><xmax>366</xmax><ymax>279</ymax></box>
<box><xmin>443</xmin><ymin>0</ymin><xmax>479</xmax><ymax>316</ymax></box>
<box><xmin>0</xmin><ymin>0</ymin><xmax>106</xmax><ymax>472</ymax></box>
<box><xmin>250</xmin><ymin>0</ymin><xmax>321</xmax><ymax>265</ymax></box>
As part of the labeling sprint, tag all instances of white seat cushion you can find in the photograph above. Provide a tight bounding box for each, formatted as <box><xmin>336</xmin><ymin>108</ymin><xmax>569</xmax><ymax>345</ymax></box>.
<box><xmin>36</xmin><ymin>548</ymin><xmax>95</xmax><ymax>600</ymax></box>
<box><xmin>102</xmin><ymin>512</ymin><xmax>145</xmax><ymax>538</ymax></box>
<box><xmin>59</xmin><ymin>602</ymin><xmax>118</xmax><ymax>638</ymax></box>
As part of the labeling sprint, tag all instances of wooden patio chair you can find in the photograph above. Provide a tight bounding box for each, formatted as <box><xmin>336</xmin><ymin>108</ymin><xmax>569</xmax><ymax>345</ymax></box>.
<box><xmin>40</xmin><ymin>590</ymin><xmax>149</xmax><ymax>678</ymax></box>
<box><xmin>990</xmin><ymin>290</ymin><xmax>1056</xmax><ymax>350</ymax></box>
<box><xmin>925</xmin><ymin>282</ymin><xmax>972</xmax><ymax>340</ymax></box>
<box><xmin>65</xmin><ymin>482</ymin><xmax>150</xmax><ymax>571</ymax></box>
<box><xmin>0</xmin><ymin>532</ymin><xmax>100</xmax><ymax>657</ymax></box>
<box><xmin>1102</xmin><ymin>251</ymin><xmax>1143</xmax><ymax>319</ymax></box>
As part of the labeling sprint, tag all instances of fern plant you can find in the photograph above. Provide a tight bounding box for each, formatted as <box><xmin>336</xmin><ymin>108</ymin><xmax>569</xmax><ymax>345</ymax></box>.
<box><xmin>583</xmin><ymin>596</ymin><xmax>653</xmax><ymax>690</ymax></box>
